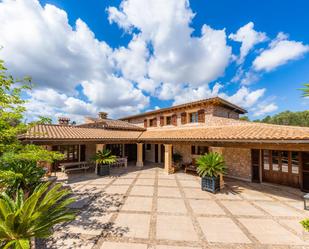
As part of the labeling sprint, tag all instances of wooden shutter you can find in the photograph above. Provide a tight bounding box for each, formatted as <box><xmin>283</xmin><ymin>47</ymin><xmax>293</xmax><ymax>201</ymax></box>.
<box><xmin>172</xmin><ymin>114</ymin><xmax>177</xmax><ymax>126</ymax></box>
<box><xmin>153</xmin><ymin>118</ymin><xmax>157</xmax><ymax>127</ymax></box>
<box><xmin>160</xmin><ymin>116</ymin><xmax>164</xmax><ymax>126</ymax></box>
<box><xmin>144</xmin><ymin>119</ymin><xmax>147</xmax><ymax>128</ymax></box>
<box><xmin>181</xmin><ymin>112</ymin><xmax>187</xmax><ymax>124</ymax></box>
<box><xmin>198</xmin><ymin>109</ymin><xmax>205</xmax><ymax>123</ymax></box>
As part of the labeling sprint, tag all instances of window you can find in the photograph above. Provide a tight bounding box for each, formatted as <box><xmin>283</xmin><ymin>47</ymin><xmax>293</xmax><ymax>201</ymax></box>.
<box><xmin>166</xmin><ymin>116</ymin><xmax>172</xmax><ymax>125</ymax></box>
<box><xmin>272</xmin><ymin>151</ymin><xmax>280</xmax><ymax>171</ymax></box>
<box><xmin>189</xmin><ymin>112</ymin><xmax>198</xmax><ymax>123</ymax></box>
<box><xmin>263</xmin><ymin>150</ymin><xmax>270</xmax><ymax>170</ymax></box>
<box><xmin>191</xmin><ymin>146</ymin><xmax>196</xmax><ymax>155</ymax></box>
<box><xmin>146</xmin><ymin>144</ymin><xmax>151</xmax><ymax>150</ymax></box>
<box><xmin>149</xmin><ymin>118</ymin><xmax>157</xmax><ymax>127</ymax></box>
<box><xmin>281</xmin><ymin>151</ymin><xmax>289</xmax><ymax>173</ymax></box>
<box><xmin>191</xmin><ymin>146</ymin><xmax>208</xmax><ymax>155</ymax></box>
<box><xmin>55</xmin><ymin>145</ymin><xmax>79</xmax><ymax>162</ymax></box>
<box><xmin>198</xmin><ymin>146</ymin><xmax>209</xmax><ymax>155</ymax></box>
<box><xmin>291</xmin><ymin>152</ymin><xmax>299</xmax><ymax>174</ymax></box>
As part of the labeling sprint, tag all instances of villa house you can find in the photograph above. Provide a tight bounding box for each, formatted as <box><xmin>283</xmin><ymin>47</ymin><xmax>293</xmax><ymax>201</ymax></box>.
<box><xmin>19</xmin><ymin>97</ymin><xmax>309</xmax><ymax>192</ymax></box>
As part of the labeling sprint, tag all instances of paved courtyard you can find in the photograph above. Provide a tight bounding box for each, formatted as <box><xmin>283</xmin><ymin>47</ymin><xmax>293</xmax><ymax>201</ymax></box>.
<box><xmin>44</xmin><ymin>165</ymin><xmax>309</xmax><ymax>249</ymax></box>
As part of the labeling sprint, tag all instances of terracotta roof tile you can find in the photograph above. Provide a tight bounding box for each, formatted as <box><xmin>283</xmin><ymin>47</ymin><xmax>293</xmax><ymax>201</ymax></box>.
<box><xmin>78</xmin><ymin>118</ymin><xmax>145</xmax><ymax>131</ymax></box>
<box><xmin>19</xmin><ymin>124</ymin><xmax>142</xmax><ymax>141</ymax></box>
<box><xmin>19</xmin><ymin>116</ymin><xmax>309</xmax><ymax>143</ymax></box>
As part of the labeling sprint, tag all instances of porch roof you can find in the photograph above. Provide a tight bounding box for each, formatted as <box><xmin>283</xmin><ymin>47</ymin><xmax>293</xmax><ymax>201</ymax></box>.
<box><xmin>19</xmin><ymin>116</ymin><xmax>309</xmax><ymax>144</ymax></box>
<box><xmin>18</xmin><ymin>124</ymin><xmax>142</xmax><ymax>142</ymax></box>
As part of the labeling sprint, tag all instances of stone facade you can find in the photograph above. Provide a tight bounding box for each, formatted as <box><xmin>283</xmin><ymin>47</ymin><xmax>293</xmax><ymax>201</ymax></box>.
<box><xmin>171</xmin><ymin>144</ymin><xmax>252</xmax><ymax>181</ymax></box>
<box><xmin>210</xmin><ymin>147</ymin><xmax>251</xmax><ymax>181</ymax></box>
<box><xmin>126</xmin><ymin>103</ymin><xmax>240</xmax><ymax>129</ymax></box>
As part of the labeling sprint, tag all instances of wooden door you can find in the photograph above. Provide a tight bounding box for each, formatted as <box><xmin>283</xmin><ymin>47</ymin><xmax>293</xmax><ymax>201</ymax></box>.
<box><xmin>155</xmin><ymin>144</ymin><xmax>159</xmax><ymax>163</ymax></box>
<box><xmin>251</xmin><ymin>149</ymin><xmax>260</xmax><ymax>182</ymax></box>
<box><xmin>262</xmin><ymin>150</ymin><xmax>300</xmax><ymax>188</ymax></box>
<box><xmin>301</xmin><ymin>152</ymin><xmax>309</xmax><ymax>191</ymax></box>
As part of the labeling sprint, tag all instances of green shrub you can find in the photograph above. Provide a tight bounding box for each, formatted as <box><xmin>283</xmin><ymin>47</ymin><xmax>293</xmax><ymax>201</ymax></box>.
<box><xmin>196</xmin><ymin>152</ymin><xmax>226</xmax><ymax>178</ymax></box>
<box><xmin>0</xmin><ymin>161</ymin><xmax>46</xmax><ymax>196</ymax></box>
<box><xmin>301</xmin><ymin>218</ymin><xmax>309</xmax><ymax>232</ymax></box>
<box><xmin>0</xmin><ymin>182</ymin><xmax>75</xmax><ymax>249</ymax></box>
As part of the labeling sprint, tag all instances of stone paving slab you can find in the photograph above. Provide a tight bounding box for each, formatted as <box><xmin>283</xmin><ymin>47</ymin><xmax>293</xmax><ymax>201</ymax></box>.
<box><xmin>254</xmin><ymin>201</ymin><xmax>304</xmax><ymax>217</ymax></box>
<box><xmin>157</xmin><ymin>198</ymin><xmax>187</xmax><ymax>214</ymax></box>
<box><xmin>100</xmin><ymin>242</ymin><xmax>148</xmax><ymax>249</ymax></box>
<box><xmin>122</xmin><ymin>196</ymin><xmax>153</xmax><ymax>212</ymax></box>
<box><xmin>239</xmin><ymin>218</ymin><xmax>307</xmax><ymax>245</ymax></box>
<box><xmin>156</xmin><ymin>215</ymin><xmax>199</xmax><ymax>241</ymax></box>
<box><xmin>198</xmin><ymin>217</ymin><xmax>251</xmax><ymax>244</ymax></box>
<box><xmin>114</xmin><ymin>213</ymin><xmax>151</xmax><ymax>239</ymax></box>
<box><xmin>220</xmin><ymin>200</ymin><xmax>264</xmax><ymax>216</ymax></box>
<box><xmin>48</xmin><ymin>168</ymin><xmax>309</xmax><ymax>249</ymax></box>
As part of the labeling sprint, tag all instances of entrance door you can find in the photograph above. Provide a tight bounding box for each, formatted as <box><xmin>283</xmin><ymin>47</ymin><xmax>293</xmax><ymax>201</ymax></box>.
<box><xmin>301</xmin><ymin>152</ymin><xmax>309</xmax><ymax>191</ymax></box>
<box><xmin>125</xmin><ymin>144</ymin><xmax>137</xmax><ymax>162</ymax></box>
<box><xmin>262</xmin><ymin>150</ymin><xmax>300</xmax><ymax>188</ymax></box>
<box><xmin>251</xmin><ymin>149</ymin><xmax>260</xmax><ymax>182</ymax></box>
<box><xmin>155</xmin><ymin>144</ymin><xmax>159</xmax><ymax>163</ymax></box>
<box><xmin>160</xmin><ymin>145</ymin><xmax>165</xmax><ymax>163</ymax></box>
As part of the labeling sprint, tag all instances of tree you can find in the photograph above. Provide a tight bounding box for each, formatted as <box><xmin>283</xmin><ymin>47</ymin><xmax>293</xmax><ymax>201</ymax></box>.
<box><xmin>0</xmin><ymin>59</ymin><xmax>31</xmax><ymax>154</ymax></box>
<box><xmin>0</xmin><ymin>183</ymin><xmax>75</xmax><ymax>249</ymax></box>
<box><xmin>299</xmin><ymin>83</ymin><xmax>309</xmax><ymax>97</ymax></box>
<box><xmin>239</xmin><ymin>116</ymin><xmax>249</xmax><ymax>121</ymax></box>
<box><xmin>0</xmin><ymin>59</ymin><xmax>62</xmax><ymax>161</ymax></box>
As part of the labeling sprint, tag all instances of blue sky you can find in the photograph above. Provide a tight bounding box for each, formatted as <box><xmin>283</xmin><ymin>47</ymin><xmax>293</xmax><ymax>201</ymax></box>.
<box><xmin>0</xmin><ymin>0</ymin><xmax>308</xmax><ymax>122</ymax></box>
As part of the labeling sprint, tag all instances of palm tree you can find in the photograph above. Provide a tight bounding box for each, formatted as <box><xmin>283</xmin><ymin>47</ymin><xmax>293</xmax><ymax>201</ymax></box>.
<box><xmin>196</xmin><ymin>152</ymin><xmax>226</xmax><ymax>178</ymax></box>
<box><xmin>0</xmin><ymin>182</ymin><xmax>75</xmax><ymax>249</ymax></box>
<box><xmin>299</xmin><ymin>83</ymin><xmax>309</xmax><ymax>97</ymax></box>
<box><xmin>93</xmin><ymin>149</ymin><xmax>117</xmax><ymax>165</ymax></box>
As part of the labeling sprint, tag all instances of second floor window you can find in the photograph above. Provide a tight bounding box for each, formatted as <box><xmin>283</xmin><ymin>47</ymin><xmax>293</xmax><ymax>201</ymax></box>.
<box><xmin>166</xmin><ymin>116</ymin><xmax>172</xmax><ymax>125</ymax></box>
<box><xmin>189</xmin><ymin>112</ymin><xmax>198</xmax><ymax>123</ymax></box>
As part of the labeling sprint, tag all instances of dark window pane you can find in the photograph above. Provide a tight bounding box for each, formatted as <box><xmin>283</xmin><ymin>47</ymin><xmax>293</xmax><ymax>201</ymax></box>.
<box><xmin>263</xmin><ymin>150</ymin><xmax>270</xmax><ymax>170</ymax></box>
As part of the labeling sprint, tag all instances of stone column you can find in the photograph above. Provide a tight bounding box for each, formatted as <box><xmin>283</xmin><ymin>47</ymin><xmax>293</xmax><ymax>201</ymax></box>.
<box><xmin>136</xmin><ymin>143</ymin><xmax>144</xmax><ymax>167</ymax></box>
<box><xmin>164</xmin><ymin>144</ymin><xmax>173</xmax><ymax>174</ymax></box>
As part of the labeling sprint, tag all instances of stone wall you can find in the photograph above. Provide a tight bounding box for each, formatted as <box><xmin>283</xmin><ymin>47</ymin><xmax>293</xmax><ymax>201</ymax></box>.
<box><xmin>210</xmin><ymin>147</ymin><xmax>251</xmax><ymax>181</ymax></box>
<box><xmin>173</xmin><ymin>144</ymin><xmax>192</xmax><ymax>164</ymax></box>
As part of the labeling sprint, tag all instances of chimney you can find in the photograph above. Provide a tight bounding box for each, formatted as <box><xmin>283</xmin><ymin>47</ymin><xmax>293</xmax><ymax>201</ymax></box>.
<box><xmin>98</xmin><ymin>112</ymin><xmax>108</xmax><ymax>119</ymax></box>
<box><xmin>58</xmin><ymin>117</ymin><xmax>70</xmax><ymax>126</ymax></box>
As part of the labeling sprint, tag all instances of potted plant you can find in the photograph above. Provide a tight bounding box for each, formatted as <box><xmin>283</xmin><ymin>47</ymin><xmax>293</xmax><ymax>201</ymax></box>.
<box><xmin>93</xmin><ymin>149</ymin><xmax>117</xmax><ymax>176</ymax></box>
<box><xmin>196</xmin><ymin>152</ymin><xmax>226</xmax><ymax>193</ymax></box>
<box><xmin>172</xmin><ymin>153</ymin><xmax>183</xmax><ymax>170</ymax></box>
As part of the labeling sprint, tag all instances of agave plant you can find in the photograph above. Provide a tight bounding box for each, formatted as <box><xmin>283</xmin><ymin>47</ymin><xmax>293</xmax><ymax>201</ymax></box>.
<box><xmin>93</xmin><ymin>149</ymin><xmax>117</xmax><ymax>165</ymax></box>
<box><xmin>196</xmin><ymin>152</ymin><xmax>226</xmax><ymax>178</ymax></box>
<box><xmin>0</xmin><ymin>161</ymin><xmax>45</xmax><ymax>196</ymax></box>
<box><xmin>0</xmin><ymin>182</ymin><xmax>75</xmax><ymax>249</ymax></box>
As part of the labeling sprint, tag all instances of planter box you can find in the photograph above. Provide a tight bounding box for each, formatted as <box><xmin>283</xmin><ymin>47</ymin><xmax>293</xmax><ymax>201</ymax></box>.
<box><xmin>97</xmin><ymin>164</ymin><xmax>110</xmax><ymax>176</ymax></box>
<box><xmin>201</xmin><ymin>176</ymin><xmax>220</xmax><ymax>193</ymax></box>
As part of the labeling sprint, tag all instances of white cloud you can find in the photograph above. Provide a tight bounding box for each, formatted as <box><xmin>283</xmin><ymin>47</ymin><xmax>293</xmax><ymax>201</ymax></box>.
<box><xmin>253</xmin><ymin>102</ymin><xmax>278</xmax><ymax>117</ymax></box>
<box><xmin>253</xmin><ymin>32</ymin><xmax>309</xmax><ymax>71</ymax></box>
<box><xmin>229</xmin><ymin>22</ymin><xmax>267</xmax><ymax>64</ymax></box>
<box><xmin>172</xmin><ymin>83</ymin><xmax>222</xmax><ymax>105</ymax></box>
<box><xmin>220</xmin><ymin>86</ymin><xmax>265</xmax><ymax>109</ymax></box>
<box><xmin>0</xmin><ymin>0</ymin><xmax>149</xmax><ymax>120</ymax></box>
<box><xmin>108</xmin><ymin>0</ymin><xmax>232</xmax><ymax>88</ymax></box>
